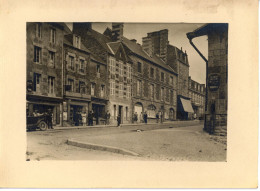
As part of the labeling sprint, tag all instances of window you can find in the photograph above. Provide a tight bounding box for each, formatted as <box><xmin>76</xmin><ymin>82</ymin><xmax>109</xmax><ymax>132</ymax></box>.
<box><xmin>68</xmin><ymin>79</ymin><xmax>74</xmax><ymax>92</ymax></box>
<box><xmin>150</xmin><ymin>67</ymin><xmax>154</xmax><ymax>78</ymax></box>
<box><xmin>34</xmin><ymin>46</ymin><xmax>41</xmax><ymax>63</ymax></box>
<box><xmin>119</xmin><ymin>61</ymin><xmax>123</xmax><ymax>76</ymax></box>
<box><xmin>137</xmin><ymin>62</ymin><xmax>142</xmax><ymax>73</ymax></box>
<box><xmin>161</xmin><ymin>87</ymin><xmax>164</xmax><ymax>101</ymax></box>
<box><xmin>119</xmin><ymin>83</ymin><xmax>123</xmax><ymax>97</ymax></box>
<box><xmin>35</xmin><ymin>23</ymin><xmax>41</xmax><ymax>38</ymax></box>
<box><xmin>127</xmin><ymin>64</ymin><xmax>131</xmax><ymax>78</ymax></box>
<box><xmin>74</xmin><ymin>35</ymin><xmax>81</xmax><ymax>48</ymax></box>
<box><xmin>137</xmin><ymin>80</ymin><xmax>142</xmax><ymax>96</ymax></box>
<box><xmin>48</xmin><ymin>51</ymin><xmax>55</xmax><ymax>67</ymax></box>
<box><xmin>110</xmin><ymin>80</ymin><xmax>115</xmax><ymax>95</ymax></box>
<box><xmin>50</xmin><ymin>28</ymin><xmax>56</xmax><ymax>43</ymax></box>
<box><xmin>97</xmin><ymin>65</ymin><xmax>100</xmax><ymax>77</ymax></box>
<box><xmin>110</xmin><ymin>58</ymin><xmax>116</xmax><ymax>74</ymax></box>
<box><xmin>170</xmin><ymin>76</ymin><xmax>173</xmax><ymax>85</ymax></box>
<box><xmin>79</xmin><ymin>81</ymin><xmax>85</xmax><ymax>93</ymax></box>
<box><xmin>91</xmin><ymin>83</ymin><xmax>95</xmax><ymax>96</ymax></box>
<box><xmin>127</xmin><ymin>85</ymin><xmax>131</xmax><ymax>98</ymax></box>
<box><xmin>79</xmin><ymin>59</ymin><xmax>84</xmax><ymax>73</ymax></box>
<box><xmin>68</xmin><ymin>56</ymin><xmax>74</xmax><ymax>70</ymax></box>
<box><xmin>101</xmin><ymin>85</ymin><xmax>105</xmax><ymax>97</ymax></box>
<box><xmin>170</xmin><ymin>90</ymin><xmax>173</xmax><ymax>104</ymax></box>
<box><xmin>48</xmin><ymin>76</ymin><xmax>55</xmax><ymax>94</ymax></box>
<box><xmin>150</xmin><ymin>84</ymin><xmax>154</xmax><ymax>100</ymax></box>
<box><xmin>33</xmin><ymin>73</ymin><xmax>41</xmax><ymax>92</ymax></box>
<box><xmin>161</xmin><ymin>72</ymin><xmax>165</xmax><ymax>82</ymax></box>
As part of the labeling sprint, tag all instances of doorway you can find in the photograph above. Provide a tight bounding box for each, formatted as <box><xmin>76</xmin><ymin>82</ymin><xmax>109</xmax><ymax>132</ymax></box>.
<box><xmin>119</xmin><ymin>105</ymin><xmax>123</xmax><ymax>123</ymax></box>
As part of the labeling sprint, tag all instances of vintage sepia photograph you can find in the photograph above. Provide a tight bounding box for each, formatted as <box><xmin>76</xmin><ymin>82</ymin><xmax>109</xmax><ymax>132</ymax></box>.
<box><xmin>26</xmin><ymin>22</ymin><xmax>228</xmax><ymax>161</ymax></box>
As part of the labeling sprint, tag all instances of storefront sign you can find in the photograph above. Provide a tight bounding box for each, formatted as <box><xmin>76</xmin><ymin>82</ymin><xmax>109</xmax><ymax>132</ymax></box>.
<box><xmin>208</xmin><ymin>74</ymin><xmax>220</xmax><ymax>91</ymax></box>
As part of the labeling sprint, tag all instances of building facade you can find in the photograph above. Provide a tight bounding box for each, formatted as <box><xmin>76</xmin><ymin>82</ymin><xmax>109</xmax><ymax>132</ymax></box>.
<box><xmin>187</xmin><ymin>23</ymin><xmax>228</xmax><ymax>135</ymax></box>
<box><xmin>188</xmin><ymin>77</ymin><xmax>205</xmax><ymax>119</ymax></box>
<box><xmin>26</xmin><ymin>22</ymin><xmax>68</xmax><ymax>125</ymax></box>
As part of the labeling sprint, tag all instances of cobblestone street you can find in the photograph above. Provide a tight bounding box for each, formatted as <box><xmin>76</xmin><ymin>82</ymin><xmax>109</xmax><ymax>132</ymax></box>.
<box><xmin>27</xmin><ymin>122</ymin><xmax>226</xmax><ymax>161</ymax></box>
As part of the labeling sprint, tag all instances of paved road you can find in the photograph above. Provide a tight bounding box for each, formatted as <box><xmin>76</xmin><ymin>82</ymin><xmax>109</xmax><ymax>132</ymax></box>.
<box><xmin>27</xmin><ymin>122</ymin><xmax>226</xmax><ymax>161</ymax></box>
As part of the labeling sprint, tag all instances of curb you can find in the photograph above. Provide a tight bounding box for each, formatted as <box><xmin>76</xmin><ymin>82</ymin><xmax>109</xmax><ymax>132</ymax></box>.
<box><xmin>67</xmin><ymin>139</ymin><xmax>140</xmax><ymax>157</ymax></box>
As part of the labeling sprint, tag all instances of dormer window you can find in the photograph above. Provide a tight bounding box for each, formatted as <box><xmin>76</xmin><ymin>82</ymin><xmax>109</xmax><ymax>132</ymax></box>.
<box><xmin>73</xmin><ymin>35</ymin><xmax>81</xmax><ymax>49</ymax></box>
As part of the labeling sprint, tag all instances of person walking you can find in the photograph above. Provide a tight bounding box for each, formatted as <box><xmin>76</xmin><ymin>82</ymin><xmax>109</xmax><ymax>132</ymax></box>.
<box><xmin>117</xmin><ymin>114</ymin><xmax>121</xmax><ymax>127</ymax></box>
<box><xmin>105</xmin><ymin>110</ymin><xmax>110</xmax><ymax>125</ymax></box>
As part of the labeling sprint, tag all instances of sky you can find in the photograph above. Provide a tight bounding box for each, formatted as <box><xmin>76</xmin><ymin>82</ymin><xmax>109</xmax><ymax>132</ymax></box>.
<box><xmin>67</xmin><ymin>23</ymin><xmax>208</xmax><ymax>84</ymax></box>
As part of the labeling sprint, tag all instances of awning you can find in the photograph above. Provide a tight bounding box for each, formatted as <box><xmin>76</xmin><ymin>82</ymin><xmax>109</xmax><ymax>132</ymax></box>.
<box><xmin>180</xmin><ymin>98</ymin><xmax>194</xmax><ymax>113</ymax></box>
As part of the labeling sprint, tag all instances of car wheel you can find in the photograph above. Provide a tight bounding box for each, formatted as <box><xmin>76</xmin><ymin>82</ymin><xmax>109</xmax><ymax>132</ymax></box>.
<box><xmin>38</xmin><ymin>121</ymin><xmax>48</xmax><ymax>131</ymax></box>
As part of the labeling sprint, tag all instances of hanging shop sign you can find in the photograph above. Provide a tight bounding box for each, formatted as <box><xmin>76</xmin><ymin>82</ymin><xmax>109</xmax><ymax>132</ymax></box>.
<box><xmin>208</xmin><ymin>74</ymin><xmax>220</xmax><ymax>91</ymax></box>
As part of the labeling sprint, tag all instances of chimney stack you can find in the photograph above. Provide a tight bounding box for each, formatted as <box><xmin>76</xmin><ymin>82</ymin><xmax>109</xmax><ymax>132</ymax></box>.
<box><xmin>112</xmin><ymin>23</ymin><xmax>124</xmax><ymax>41</ymax></box>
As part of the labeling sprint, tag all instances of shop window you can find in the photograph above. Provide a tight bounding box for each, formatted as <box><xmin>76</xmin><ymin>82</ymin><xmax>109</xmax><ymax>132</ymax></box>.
<box><xmin>147</xmin><ymin>104</ymin><xmax>156</xmax><ymax>118</ymax></box>
<box><xmin>50</xmin><ymin>28</ymin><xmax>56</xmax><ymax>44</ymax></box>
<box><xmin>34</xmin><ymin>46</ymin><xmax>41</xmax><ymax>63</ymax></box>
<box><xmin>35</xmin><ymin>23</ymin><xmax>41</xmax><ymax>38</ymax></box>
<box><xmin>48</xmin><ymin>76</ymin><xmax>55</xmax><ymax>94</ymax></box>
<box><xmin>33</xmin><ymin>73</ymin><xmax>41</xmax><ymax>92</ymax></box>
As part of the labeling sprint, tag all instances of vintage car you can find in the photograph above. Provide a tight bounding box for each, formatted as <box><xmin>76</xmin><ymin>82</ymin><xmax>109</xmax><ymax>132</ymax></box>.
<box><xmin>26</xmin><ymin>114</ymin><xmax>48</xmax><ymax>131</ymax></box>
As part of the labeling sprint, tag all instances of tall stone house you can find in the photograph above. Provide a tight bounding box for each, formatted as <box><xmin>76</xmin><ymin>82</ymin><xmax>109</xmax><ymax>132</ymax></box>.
<box><xmin>26</xmin><ymin>22</ymin><xmax>69</xmax><ymax>125</ymax></box>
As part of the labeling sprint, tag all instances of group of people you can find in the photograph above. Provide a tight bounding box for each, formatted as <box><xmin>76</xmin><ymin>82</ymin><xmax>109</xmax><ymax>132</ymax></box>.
<box><xmin>133</xmin><ymin>111</ymin><xmax>148</xmax><ymax>124</ymax></box>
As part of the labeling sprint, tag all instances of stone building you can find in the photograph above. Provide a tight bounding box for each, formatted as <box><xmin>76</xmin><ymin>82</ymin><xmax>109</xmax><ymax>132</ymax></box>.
<box><xmin>122</xmin><ymin>36</ymin><xmax>178</xmax><ymax>122</ymax></box>
<box><xmin>142</xmin><ymin>30</ymin><xmax>193</xmax><ymax>120</ymax></box>
<box><xmin>73</xmin><ymin>23</ymin><xmax>133</xmax><ymax>125</ymax></box>
<box><xmin>188</xmin><ymin>77</ymin><xmax>205</xmax><ymax>119</ymax></box>
<box><xmin>26</xmin><ymin>22</ymin><xmax>69</xmax><ymax>125</ymax></box>
<box><xmin>187</xmin><ymin>23</ymin><xmax>228</xmax><ymax>135</ymax></box>
<box><xmin>63</xmin><ymin>33</ymin><xmax>108</xmax><ymax>126</ymax></box>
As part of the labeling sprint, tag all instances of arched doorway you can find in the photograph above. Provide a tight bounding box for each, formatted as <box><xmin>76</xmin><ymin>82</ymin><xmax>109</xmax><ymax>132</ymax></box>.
<box><xmin>134</xmin><ymin>102</ymin><xmax>143</xmax><ymax>122</ymax></box>
<box><xmin>169</xmin><ymin>108</ymin><xmax>175</xmax><ymax>121</ymax></box>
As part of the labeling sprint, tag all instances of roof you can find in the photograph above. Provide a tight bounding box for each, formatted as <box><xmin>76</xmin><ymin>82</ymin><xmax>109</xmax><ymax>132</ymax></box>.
<box><xmin>64</xmin><ymin>34</ymin><xmax>90</xmax><ymax>53</ymax></box>
<box><xmin>88</xmin><ymin>29</ymin><xmax>113</xmax><ymax>54</ymax></box>
<box><xmin>64</xmin><ymin>34</ymin><xmax>106</xmax><ymax>65</ymax></box>
<box><xmin>187</xmin><ymin>23</ymin><xmax>228</xmax><ymax>39</ymax></box>
<box><xmin>121</xmin><ymin>36</ymin><xmax>177</xmax><ymax>74</ymax></box>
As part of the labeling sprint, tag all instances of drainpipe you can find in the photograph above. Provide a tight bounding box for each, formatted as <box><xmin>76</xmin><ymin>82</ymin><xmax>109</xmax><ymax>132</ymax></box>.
<box><xmin>186</xmin><ymin>33</ymin><xmax>208</xmax><ymax>131</ymax></box>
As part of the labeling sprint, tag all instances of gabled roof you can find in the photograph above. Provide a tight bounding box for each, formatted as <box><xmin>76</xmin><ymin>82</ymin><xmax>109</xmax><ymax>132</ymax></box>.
<box><xmin>121</xmin><ymin>36</ymin><xmax>177</xmax><ymax>74</ymax></box>
<box><xmin>88</xmin><ymin>29</ymin><xmax>113</xmax><ymax>54</ymax></box>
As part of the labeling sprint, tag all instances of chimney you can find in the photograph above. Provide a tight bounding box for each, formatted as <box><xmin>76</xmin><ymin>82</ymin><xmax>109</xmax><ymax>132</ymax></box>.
<box><xmin>112</xmin><ymin>23</ymin><xmax>124</xmax><ymax>41</ymax></box>
<box><xmin>73</xmin><ymin>22</ymin><xmax>92</xmax><ymax>36</ymax></box>
<box><xmin>130</xmin><ymin>39</ymin><xmax>137</xmax><ymax>43</ymax></box>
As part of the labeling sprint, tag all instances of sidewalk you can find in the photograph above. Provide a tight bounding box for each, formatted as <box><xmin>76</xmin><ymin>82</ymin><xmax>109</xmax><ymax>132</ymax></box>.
<box><xmin>53</xmin><ymin>120</ymin><xmax>203</xmax><ymax>131</ymax></box>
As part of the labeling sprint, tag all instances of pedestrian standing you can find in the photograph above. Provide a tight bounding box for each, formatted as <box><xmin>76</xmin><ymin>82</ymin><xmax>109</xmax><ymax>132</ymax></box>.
<box><xmin>156</xmin><ymin>112</ymin><xmax>159</xmax><ymax>123</ymax></box>
<box><xmin>134</xmin><ymin>112</ymin><xmax>138</xmax><ymax>123</ymax></box>
<box><xmin>47</xmin><ymin>109</ymin><xmax>53</xmax><ymax>129</ymax></box>
<box><xmin>82</xmin><ymin>112</ymin><xmax>87</xmax><ymax>126</ymax></box>
<box><xmin>117</xmin><ymin>114</ymin><xmax>121</xmax><ymax>127</ymax></box>
<box><xmin>160</xmin><ymin>111</ymin><xmax>163</xmax><ymax>123</ymax></box>
<box><xmin>143</xmin><ymin>111</ymin><xmax>148</xmax><ymax>124</ymax></box>
<box><xmin>88</xmin><ymin>111</ymin><xmax>92</xmax><ymax>126</ymax></box>
<box><xmin>105</xmin><ymin>110</ymin><xmax>110</xmax><ymax>125</ymax></box>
